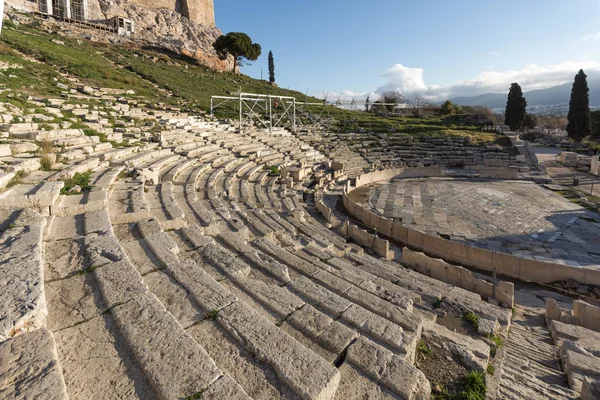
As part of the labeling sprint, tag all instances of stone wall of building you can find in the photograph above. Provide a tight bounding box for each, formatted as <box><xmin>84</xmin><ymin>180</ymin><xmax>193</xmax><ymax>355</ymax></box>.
<box><xmin>181</xmin><ymin>0</ymin><xmax>213</xmax><ymax>26</ymax></box>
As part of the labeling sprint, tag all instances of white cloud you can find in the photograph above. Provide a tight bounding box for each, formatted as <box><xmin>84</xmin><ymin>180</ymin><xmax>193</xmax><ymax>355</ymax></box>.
<box><xmin>489</xmin><ymin>51</ymin><xmax>499</xmax><ymax>56</ymax></box>
<box><xmin>371</xmin><ymin>60</ymin><xmax>600</xmax><ymax>101</ymax></box>
<box><xmin>316</xmin><ymin>89</ymin><xmax>377</xmax><ymax>103</ymax></box>
<box><xmin>378</xmin><ymin>64</ymin><xmax>428</xmax><ymax>94</ymax></box>
<box><xmin>581</xmin><ymin>32</ymin><xmax>600</xmax><ymax>40</ymax></box>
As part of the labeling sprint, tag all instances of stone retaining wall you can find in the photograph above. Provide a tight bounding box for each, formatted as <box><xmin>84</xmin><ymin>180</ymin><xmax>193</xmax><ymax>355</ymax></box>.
<box><xmin>546</xmin><ymin>299</ymin><xmax>600</xmax><ymax>333</ymax></box>
<box><xmin>343</xmin><ymin>168</ymin><xmax>600</xmax><ymax>287</ymax></box>
<box><xmin>403</xmin><ymin>248</ymin><xmax>514</xmax><ymax>307</ymax></box>
<box><xmin>343</xmin><ymin>221</ymin><xmax>394</xmax><ymax>260</ymax></box>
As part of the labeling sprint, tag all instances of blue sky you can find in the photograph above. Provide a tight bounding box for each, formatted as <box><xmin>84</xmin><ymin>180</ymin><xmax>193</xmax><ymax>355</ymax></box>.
<box><xmin>214</xmin><ymin>0</ymin><xmax>600</xmax><ymax>101</ymax></box>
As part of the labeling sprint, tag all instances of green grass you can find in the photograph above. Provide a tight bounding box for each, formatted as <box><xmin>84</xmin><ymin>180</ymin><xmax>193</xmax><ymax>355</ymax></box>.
<box><xmin>454</xmin><ymin>372</ymin><xmax>486</xmax><ymax>400</ymax></box>
<box><xmin>0</xmin><ymin>18</ymin><xmax>505</xmax><ymax>149</ymax></box>
<box><xmin>83</xmin><ymin>128</ymin><xmax>108</xmax><ymax>143</ymax></box>
<box><xmin>0</xmin><ymin>21</ymin><xmax>157</xmax><ymax>99</ymax></box>
<box><xmin>417</xmin><ymin>339</ymin><xmax>432</xmax><ymax>355</ymax></box>
<box><xmin>205</xmin><ymin>309</ymin><xmax>220</xmax><ymax>320</ymax></box>
<box><xmin>463</xmin><ymin>311</ymin><xmax>479</xmax><ymax>331</ymax></box>
<box><xmin>184</xmin><ymin>390</ymin><xmax>206</xmax><ymax>400</ymax></box>
<box><xmin>487</xmin><ymin>334</ymin><xmax>503</xmax><ymax>348</ymax></box>
<box><xmin>60</xmin><ymin>170</ymin><xmax>93</xmax><ymax>195</ymax></box>
<box><xmin>486</xmin><ymin>364</ymin><xmax>495</xmax><ymax>375</ymax></box>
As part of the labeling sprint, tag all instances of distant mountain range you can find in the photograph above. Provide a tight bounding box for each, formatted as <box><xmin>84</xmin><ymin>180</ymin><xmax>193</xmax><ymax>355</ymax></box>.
<box><xmin>447</xmin><ymin>75</ymin><xmax>600</xmax><ymax>109</ymax></box>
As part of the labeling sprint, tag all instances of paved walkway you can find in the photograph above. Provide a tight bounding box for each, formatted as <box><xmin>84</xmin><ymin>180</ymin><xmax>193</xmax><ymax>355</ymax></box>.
<box><xmin>528</xmin><ymin>143</ymin><xmax>600</xmax><ymax>197</ymax></box>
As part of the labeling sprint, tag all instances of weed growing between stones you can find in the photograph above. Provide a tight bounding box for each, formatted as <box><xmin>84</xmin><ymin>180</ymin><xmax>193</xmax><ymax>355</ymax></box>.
<box><xmin>206</xmin><ymin>309</ymin><xmax>220</xmax><ymax>320</ymax></box>
<box><xmin>83</xmin><ymin>128</ymin><xmax>108</xmax><ymax>143</ymax></box>
<box><xmin>454</xmin><ymin>371</ymin><xmax>486</xmax><ymax>400</ymax></box>
<box><xmin>184</xmin><ymin>389</ymin><xmax>206</xmax><ymax>400</ymax></box>
<box><xmin>417</xmin><ymin>339</ymin><xmax>432</xmax><ymax>355</ymax></box>
<box><xmin>61</xmin><ymin>170</ymin><xmax>93</xmax><ymax>195</ymax></box>
<box><xmin>462</xmin><ymin>311</ymin><xmax>479</xmax><ymax>331</ymax></box>
<box><xmin>486</xmin><ymin>364</ymin><xmax>495</xmax><ymax>375</ymax></box>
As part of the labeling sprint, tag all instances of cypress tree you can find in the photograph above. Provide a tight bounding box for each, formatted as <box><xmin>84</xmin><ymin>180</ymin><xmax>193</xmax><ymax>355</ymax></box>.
<box><xmin>268</xmin><ymin>51</ymin><xmax>275</xmax><ymax>84</ymax></box>
<box><xmin>567</xmin><ymin>69</ymin><xmax>591</xmax><ymax>142</ymax></box>
<box><xmin>504</xmin><ymin>83</ymin><xmax>527</xmax><ymax>131</ymax></box>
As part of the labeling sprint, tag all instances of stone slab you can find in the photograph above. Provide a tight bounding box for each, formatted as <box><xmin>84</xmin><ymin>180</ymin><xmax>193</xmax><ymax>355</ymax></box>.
<box><xmin>0</xmin><ymin>224</ymin><xmax>46</xmax><ymax>341</ymax></box>
<box><xmin>218</xmin><ymin>301</ymin><xmax>341</xmax><ymax>400</ymax></box>
<box><xmin>0</xmin><ymin>328</ymin><xmax>68</xmax><ymax>400</ymax></box>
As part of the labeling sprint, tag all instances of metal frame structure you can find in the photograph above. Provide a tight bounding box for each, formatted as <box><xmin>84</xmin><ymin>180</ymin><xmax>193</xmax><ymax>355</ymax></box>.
<box><xmin>210</xmin><ymin>92</ymin><xmax>297</xmax><ymax>133</ymax></box>
<box><xmin>210</xmin><ymin>91</ymin><xmax>409</xmax><ymax>132</ymax></box>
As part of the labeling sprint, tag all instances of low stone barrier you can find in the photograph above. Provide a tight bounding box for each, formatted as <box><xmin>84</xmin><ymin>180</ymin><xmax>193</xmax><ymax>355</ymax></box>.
<box><xmin>315</xmin><ymin>192</ymin><xmax>333</xmax><ymax>223</ymax></box>
<box><xmin>343</xmin><ymin>168</ymin><xmax>600</xmax><ymax>287</ymax></box>
<box><xmin>574</xmin><ymin>300</ymin><xmax>600</xmax><ymax>332</ymax></box>
<box><xmin>403</xmin><ymin>248</ymin><xmax>514</xmax><ymax>308</ymax></box>
<box><xmin>478</xmin><ymin>167</ymin><xmax>518</xmax><ymax>180</ymax></box>
<box><xmin>343</xmin><ymin>221</ymin><xmax>394</xmax><ymax>260</ymax></box>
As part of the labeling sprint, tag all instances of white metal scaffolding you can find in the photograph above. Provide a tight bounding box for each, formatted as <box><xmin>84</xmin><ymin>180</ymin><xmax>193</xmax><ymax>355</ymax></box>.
<box><xmin>210</xmin><ymin>91</ymin><xmax>407</xmax><ymax>132</ymax></box>
<box><xmin>210</xmin><ymin>92</ymin><xmax>297</xmax><ymax>133</ymax></box>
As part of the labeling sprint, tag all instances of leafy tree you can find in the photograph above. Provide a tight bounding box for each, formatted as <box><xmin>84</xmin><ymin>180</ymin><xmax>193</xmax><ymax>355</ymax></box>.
<box><xmin>268</xmin><ymin>51</ymin><xmax>275</xmax><ymax>83</ymax></box>
<box><xmin>213</xmin><ymin>32</ymin><xmax>262</xmax><ymax>73</ymax></box>
<box><xmin>590</xmin><ymin>110</ymin><xmax>600</xmax><ymax>138</ymax></box>
<box><xmin>381</xmin><ymin>90</ymin><xmax>403</xmax><ymax>112</ymax></box>
<box><xmin>440</xmin><ymin>100</ymin><xmax>456</xmax><ymax>115</ymax></box>
<box><xmin>504</xmin><ymin>83</ymin><xmax>527</xmax><ymax>131</ymax></box>
<box><xmin>523</xmin><ymin>113</ymin><xmax>538</xmax><ymax>129</ymax></box>
<box><xmin>567</xmin><ymin>69</ymin><xmax>592</xmax><ymax>142</ymax></box>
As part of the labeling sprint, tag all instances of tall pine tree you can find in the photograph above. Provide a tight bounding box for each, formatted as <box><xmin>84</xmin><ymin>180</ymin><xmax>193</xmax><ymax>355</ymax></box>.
<box><xmin>268</xmin><ymin>51</ymin><xmax>275</xmax><ymax>84</ymax></box>
<box><xmin>567</xmin><ymin>69</ymin><xmax>591</xmax><ymax>142</ymax></box>
<box><xmin>504</xmin><ymin>83</ymin><xmax>527</xmax><ymax>131</ymax></box>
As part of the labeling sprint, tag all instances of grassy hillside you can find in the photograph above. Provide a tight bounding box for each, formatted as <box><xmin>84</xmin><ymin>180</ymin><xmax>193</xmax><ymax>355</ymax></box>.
<box><xmin>0</xmin><ymin>18</ymin><xmax>504</xmax><ymax>145</ymax></box>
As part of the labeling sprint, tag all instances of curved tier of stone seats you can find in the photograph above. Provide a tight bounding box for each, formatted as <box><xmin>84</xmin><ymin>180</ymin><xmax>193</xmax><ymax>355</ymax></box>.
<box><xmin>2</xmin><ymin>103</ymin><xmax>528</xmax><ymax>399</ymax></box>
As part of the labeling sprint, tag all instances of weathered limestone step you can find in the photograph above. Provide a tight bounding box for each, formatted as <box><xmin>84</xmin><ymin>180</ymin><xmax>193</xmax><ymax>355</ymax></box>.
<box><xmin>157</xmin><ymin>182</ymin><xmax>186</xmax><ymax>229</ymax></box>
<box><xmin>0</xmin><ymin>210</ymin><xmax>47</xmax><ymax>342</ymax></box>
<box><xmin>108</xmin><ymin>181</ymin><xmax>151</xmax><ymax>224</ymax></box>
<box><xmin>27</xmin><ymin>129</ymin><xmax>85</xmax><ymax>142</ymax></box>
<box><xmin>0</xmin><ymin>172</ymin><xmax>15</xmax><ymax>190</ymax></box>
<box><xmin>86</xmin><ymin>236</ymin><xmax>238</xmax><ymax>400</ymax></box>
<box><xmin>280</xmin><ymin>303</ymin><xmax>358</xmax><ymax>364</ymax></box>
<box><xmin>53</xmin><ymin>191</ymin><xmax>108</xmax><ymax>217</ymax></box>
<box><xmin>217</xmin><ymin>301</ymin><xmax>341</xmax><ymax>400</ymax></box>
<box><xmin>344</xmin><ymin>336</ymin><xmax>431</xmax><ymax>399</ymax></box>
<box><xmin>181</xmin><ymin>228</ymin><xmax>251</xmax><ymax>278</ymax></box>
<box><xmin>48</xmin><ymin>157</ymin><xmax>101</xmax><ymax>182</ymax></box>
<box><xmin>201</xmin><ymin>374</ymin><xmax>251</xmax><ymax>400</ymax></box>
<box><xmin>217</xmin><ymin>229</ymin><xmax>291</xmax><ymax>284</ymax></box>
<box><xmin>91</xmin><ymin>166</ymin><xmax>125</xmax><ymax>191</ymax></box>
<box><xmin>498</xmin><ymin>366</ymin><xmax>576</xmax><ymax>400</ymax></box>
<box><xmin>0</xmin><ymin>181</ymin><xmax>64</xmax><ymax>210</ymax></box>
<box><xmin>0</xmin><ymin>328</ymin><xmax>69</xmax><ymax>399</ymax></box>
<box><xmin>287</xmin><ymin>275</ymin><xmax>418</xmax><ymax>359</ymax></box>
<box><xmin>493</xmin><ymin>319</ymin><xmax>577</xmax><ymax>400</ymax></box>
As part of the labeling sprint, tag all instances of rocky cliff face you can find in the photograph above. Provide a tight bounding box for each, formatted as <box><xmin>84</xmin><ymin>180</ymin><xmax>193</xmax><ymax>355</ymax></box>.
<box><xmin>4</xmin><ymin>0</ymin><xmax>233</xmax><ymax>72</ymax></box>
<box><xmin>99</xmin><ymin>0</ymin><xmax>231</xmax><ymax>71</ymax></box>
<box><xmin>100</xmin><ymin>0</ymin><xmax>232</xmax><ymax>70</ymax></box>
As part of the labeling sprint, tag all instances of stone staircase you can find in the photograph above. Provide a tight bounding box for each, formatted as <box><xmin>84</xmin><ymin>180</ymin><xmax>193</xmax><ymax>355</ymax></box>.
<box><xmin>491</xmin><ymin>318</ymin><xmax>578</xmax><ymax>400</ymax></box>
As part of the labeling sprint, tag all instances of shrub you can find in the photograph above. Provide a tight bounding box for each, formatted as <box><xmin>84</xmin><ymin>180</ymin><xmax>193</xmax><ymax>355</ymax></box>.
<box><xmin>40</xmin><ymin>154</ymin><xmax>53</xmax><ymax>171</ymax></box>
<box><xmin>454</xmin><ymin>371</ymin><xmax>486</xmax><ymax>400</ymax></box>
<box><xmin>61</xmin><ymin>170</ymin><xmax>92</xmax><ymax>194</ymax></box>
<box><xmin>463</xmin><ymin>311</ymin><xmax>479</xmax><ymax>331</ymax></box>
